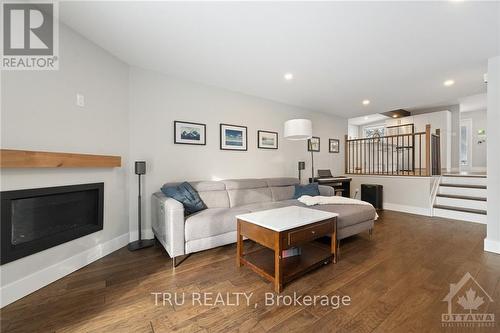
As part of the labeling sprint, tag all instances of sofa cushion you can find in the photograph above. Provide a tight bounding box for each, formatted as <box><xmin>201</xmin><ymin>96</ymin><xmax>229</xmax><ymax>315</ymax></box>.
<box><xmin>310</xmin><ymin>204</ymin><xmax>376</xmax><ymax>228</ymax></box>
<box><xmin>270</xmin><ymin>185</ymin><xmax>295</xmax><ymax>201</ymax></box>
<box><xmin>264</xmin><ymin>177</ymin><xmax>299</xmax><ymax>187</ymax></box>
<box><xmin>227</xmin><ymin>188</ymin><xmax>273</xmax><ymax>207</ymax></box>
<box><xmin>198</xmin><ymin>190</ymin><xmax>230</xmax><ymax>208</ymax></box>
<box><xmin>238</xmin><ymin>201</ymin><xmax>290</xmax><ymax>212</ymax></box>
<box><xmin>163</xmin><ymin>181</ymin><xmax>226</xmax><ymax>192</ymax></box>
<box><xmin>293</xmin><ymin>183</ymin><xmax>320</xmax><ymax>199</ymax></box>
<box><xmin>184</xmin><ymin>207</ymin><xmax>250</xmax><ymax>241</ymax></box>
<box><xmin>161</xmin><ymin>182</ymin><xmax>207</xmax><ymax>215</ymax></box>
<box><xmin>222</xmin><ymin>179</ymin><xmax>268</xmax><ymax>190</ymax></box>
<box><xmin>279</xmin><ymin>199</ymin><xmax>376</xmax><ymax>229</ymax></box>
<box><xmin>190</xmin><ymin>181</ymin><xmax>226</xmax><ymax>192</ymax></box>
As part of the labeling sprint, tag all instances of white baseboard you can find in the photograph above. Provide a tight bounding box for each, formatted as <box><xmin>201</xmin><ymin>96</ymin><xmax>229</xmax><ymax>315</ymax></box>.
<box><xmin>383</xmin><ymin>203</ymin><xmax>431</xmax><ymax>216</ymax></box>
<box><xmin>484</xmin><ymin>238</ymin><xmax>500</xmax><ymax>254</ymax></box>
<box><xmin>0</xmin><ymin>233</ymin><xmax>129</xmax><ymax>308</ymax></box>
<box><xmin>129</xmin><ymin>229</ymin><xmax>154</xmax><ymax>241</ymax></box>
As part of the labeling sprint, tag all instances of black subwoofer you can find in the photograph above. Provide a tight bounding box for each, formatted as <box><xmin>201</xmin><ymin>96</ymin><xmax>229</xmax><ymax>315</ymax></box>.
<box><xmin>361</xmin><ymin>184</ymin><xmax>383</xmax><ymax>210</ymax></box>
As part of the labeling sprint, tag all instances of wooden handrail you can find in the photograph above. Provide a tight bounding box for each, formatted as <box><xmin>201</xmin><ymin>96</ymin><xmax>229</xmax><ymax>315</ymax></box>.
<box><xmin>344</xmin><ymin>134</ymin><xmax>349</xmax><ymax>174</ymax></box>
<box><xmin>425</xmin><ymin>124</ymin><xmax>431</xmax><ymax>176</ymax></box>
<box><xmin>344</xmin><ymin>124</ymin><xmax>439</xmax><ymax>177</ymax></box>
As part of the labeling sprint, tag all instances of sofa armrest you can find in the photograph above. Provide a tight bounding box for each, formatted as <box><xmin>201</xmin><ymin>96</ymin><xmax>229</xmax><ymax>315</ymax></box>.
<box><xmin>318</xmin><ymin>185</ymin><xmax>335</xmax><ymax>196</ymax></box>
<box><xmin>151</xmin><ymin>191</ymin><xmax>186</xmax><ymax>257</ymax></box>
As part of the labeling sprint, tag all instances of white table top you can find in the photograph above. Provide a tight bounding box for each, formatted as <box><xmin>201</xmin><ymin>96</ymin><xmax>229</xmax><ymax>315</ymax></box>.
<box><xmin>236</xmin><ymin>206</ymin><xmax>338</xmax><ymax>232</ymax></box>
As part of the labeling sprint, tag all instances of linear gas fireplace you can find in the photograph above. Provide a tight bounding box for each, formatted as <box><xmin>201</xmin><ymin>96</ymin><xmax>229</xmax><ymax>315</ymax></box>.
<box><xmin>1</xmin><ymin>183</ymin><xmax>104</xmax><ymax>264</ymax></box>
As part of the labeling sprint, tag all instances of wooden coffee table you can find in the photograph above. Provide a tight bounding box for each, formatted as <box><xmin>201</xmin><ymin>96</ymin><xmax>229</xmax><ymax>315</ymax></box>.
<box><xmin>236</xmin><ymin>206</ymin><xmax>338</xmax><ymax>292</ymax></box>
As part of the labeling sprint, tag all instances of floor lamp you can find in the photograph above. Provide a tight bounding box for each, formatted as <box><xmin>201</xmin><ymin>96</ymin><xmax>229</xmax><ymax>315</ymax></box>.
<box><xmin>284</xmin><ymin>119</ymin><xmax>313</xmax><ymax>182</ymax></box>
<box><xmin>128</xmin><ymin>161</ymin><xmax>155</xmax><ymax>251</ymax></box>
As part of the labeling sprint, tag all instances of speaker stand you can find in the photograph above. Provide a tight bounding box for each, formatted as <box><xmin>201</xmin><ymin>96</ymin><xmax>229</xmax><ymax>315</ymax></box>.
<box><xmin>128</xmin><ymin>171</ymin><xmax>155</xmax><ymax>251</ymax></box>
<box><xmin>127</xmin><ymin>239</ymin><xmax>155</xmax><ymax>251</ymax></box>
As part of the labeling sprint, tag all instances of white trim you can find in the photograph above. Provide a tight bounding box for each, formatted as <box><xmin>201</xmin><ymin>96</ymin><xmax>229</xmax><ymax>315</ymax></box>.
<box><xmin>347</xmin><ymin>174</ymin><xmax>432</xmax><ymax>180</ymax></box>
<box><xmin>433</xmin><ymin>208</ymin><xmax>486</xmax><ymax>224</ymax></box>
<box><xmin>0</xmin><ymin>233</ymin><xmax>129</xmax><ymax>308</ymax></box>
<box><xmin>484</xmin><ymin>238</ymin><xmax>500</xmax><ymax>254</ymax></box>
<box><xmin>430</xmin><ymin>176</ymin><xmax>441</xmax><ymax>216</ymax></box>
<box><xmin>383</xmin><ymin>203</ymin><xmax>431</xmax><ymax>216</ymax></box>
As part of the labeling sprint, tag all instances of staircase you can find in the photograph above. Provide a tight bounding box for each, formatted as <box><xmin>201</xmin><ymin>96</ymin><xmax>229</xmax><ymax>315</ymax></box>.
<box><xmin>433</xmin><ymin>174</ymin><xmax>487</xmax><ymax>223</ymax></box>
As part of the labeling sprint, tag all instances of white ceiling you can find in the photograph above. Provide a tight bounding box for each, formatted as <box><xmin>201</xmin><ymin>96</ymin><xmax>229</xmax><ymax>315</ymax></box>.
<box><xmin>59</xmin><ymin>1</ymin><xmax>499</xmax><ymax>118</ymax></box>
<box><xmin>348</xmin><ymin>114</ymin><xmax>389</xmax><ymax>126</ymax></box>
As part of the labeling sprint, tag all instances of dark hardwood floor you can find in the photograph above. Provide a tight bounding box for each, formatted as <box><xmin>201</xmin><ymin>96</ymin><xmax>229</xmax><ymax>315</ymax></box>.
<box><xmin>2</xmin><ymin>211</ymin><xmax>500</xmax><ymax>332</ymax></box>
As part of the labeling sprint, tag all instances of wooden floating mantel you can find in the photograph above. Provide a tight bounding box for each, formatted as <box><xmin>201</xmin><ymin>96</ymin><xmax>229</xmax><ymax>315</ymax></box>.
<box><xmin>0</xmin><ymin>149</ymin><xmax>121</xmax><ymax>168</ymax></box>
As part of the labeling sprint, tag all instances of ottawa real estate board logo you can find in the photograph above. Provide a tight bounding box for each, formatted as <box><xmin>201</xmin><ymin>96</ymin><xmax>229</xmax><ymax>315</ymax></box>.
<box><xmin>1</xmin><ymin>1</ymin><xmax>59</xmax><ymax>70</ymax></box>
<box><xmin>442</xmin><ymin>272</ymin><xmax>495</xmax><ymax>328</ymax></box>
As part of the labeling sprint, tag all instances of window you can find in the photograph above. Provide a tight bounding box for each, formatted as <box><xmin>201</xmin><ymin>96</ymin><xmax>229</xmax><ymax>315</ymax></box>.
<box><xmin>460</xmin><ymin>122</ymin><xmax>469</xmax><ymax>166</ymax></box>
<box><xmin>363</xmin><ymin>125</ymin><xmax>385</xmax><ymax>139</ymax></box>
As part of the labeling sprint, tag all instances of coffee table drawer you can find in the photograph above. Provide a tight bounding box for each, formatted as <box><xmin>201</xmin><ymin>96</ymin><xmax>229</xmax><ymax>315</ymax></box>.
<box><xmin>286</xmin><ymin>220</ymin><xmax>334</xmax><ymax>247</ymax></box>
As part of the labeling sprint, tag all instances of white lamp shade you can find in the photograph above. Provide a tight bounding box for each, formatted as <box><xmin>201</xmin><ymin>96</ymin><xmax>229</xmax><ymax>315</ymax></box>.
<box><xmin>284</xmin><ymin>119</ymin><xmax>312</xmax><ymax>140</ymax></box>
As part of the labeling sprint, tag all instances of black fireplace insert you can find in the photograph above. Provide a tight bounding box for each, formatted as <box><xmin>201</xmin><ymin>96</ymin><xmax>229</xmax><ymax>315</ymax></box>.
<box><xmin>1</xmin><ymin>183</ymin><xmax>104</xmax><ymax>264</ymax></box>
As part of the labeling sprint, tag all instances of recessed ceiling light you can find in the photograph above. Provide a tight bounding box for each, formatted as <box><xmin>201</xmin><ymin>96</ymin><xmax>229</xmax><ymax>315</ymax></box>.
<box><xmin>284</xmin><ymin>73</ymin><xmax>293</xmax><ymax>81</ymax></box>
<box><xmin>362</xmin><ymin>100</ymin><xmax>370</xmax><ymax>105</ymax></box>
<box><xmin>444</xmin><ymin>79</ymin><xmax>455</xmax><ymax>87</ymax></box>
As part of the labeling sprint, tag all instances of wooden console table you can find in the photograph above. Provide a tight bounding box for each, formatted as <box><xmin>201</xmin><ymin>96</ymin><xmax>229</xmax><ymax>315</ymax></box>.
<box><xmin>236</xmin><ymin>206</ymin><xmax>338</xmax><ymax>293</ymax></box>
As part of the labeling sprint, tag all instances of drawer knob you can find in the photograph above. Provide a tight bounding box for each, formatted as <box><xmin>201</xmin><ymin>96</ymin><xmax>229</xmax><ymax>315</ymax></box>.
<box><xmin>311</xmin><ymin>230</ymin><xmax>316</xmax><ymax>234</ymax></box>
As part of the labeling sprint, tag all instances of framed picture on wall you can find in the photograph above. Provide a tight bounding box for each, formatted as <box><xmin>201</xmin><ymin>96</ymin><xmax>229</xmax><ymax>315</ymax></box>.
<box><xmin>220</xmin><ymin>123</ymin><xmax>248</xmax><ymax>151</ymax></box>
<box><xmin>257</xmin><ymin>130</ymin><xmax>278</xmax><ymax>149</ymax></box>
<box><xmin>307</xmin><ymin>137</ymin><xmax>320</xmax><ymax>152</ymax></box>
<box><xmin>174</xmin><ymin>121</ymin><xmax>206</xmax><ymax>145</ymax></box>
<box><xmin>329</xmin><ymin>139</ymin><xmax>340</xmax><ymax>153</ymax></box>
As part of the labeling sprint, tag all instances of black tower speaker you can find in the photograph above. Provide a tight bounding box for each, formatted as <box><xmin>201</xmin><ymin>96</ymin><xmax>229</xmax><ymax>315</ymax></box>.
<box><xmin>135</xmin><ymin>161</ymin><xmax>146</xmax><ymax>175</ymax></box>
<box><xmin>361</xmin><ymin>184</ymin><xmax>383</xmax><ymax>210</ymax></box>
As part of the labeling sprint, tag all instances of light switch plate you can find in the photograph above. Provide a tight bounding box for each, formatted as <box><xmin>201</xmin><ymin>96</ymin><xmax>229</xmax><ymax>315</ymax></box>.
<box><xmin>76</xmin><ymin>93</ymin><xmax>85</xmax><ymax>107</ymax></box>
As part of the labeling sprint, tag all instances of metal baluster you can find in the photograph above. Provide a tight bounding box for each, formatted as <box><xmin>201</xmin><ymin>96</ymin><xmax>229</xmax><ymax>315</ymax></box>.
<box><xmin>419</xmin><ymin>134</ymin><xmax>422</xmax><ymax>176</ymax></box>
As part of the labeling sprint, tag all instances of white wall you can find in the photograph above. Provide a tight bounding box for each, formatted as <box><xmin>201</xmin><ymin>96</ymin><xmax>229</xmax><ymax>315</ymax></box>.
<box><xmin>460</xmin><ymin>109</ymin><xmax>487</xmax><ymax>170</ymax></box>
<box><xmin>412</xmin><ymin>105</ymin><xmax>460</xmax><ymax>171</ymax></box>
<box><xmin>349</xmin><ymin>175</ymin><xmax>435</xmax><ymax>216</ymax></box>
<box><xmin>348</xmin><ymin>124</ymin><xmax>359</xmax><ymax>139</ymax></box>
<box><xmin>0</xmin><ymin>23</ymin><xmax>130</xmax><ymax>306</ymax></box>
<box><xmin>385</xmin><ymin>111</ymin><xmax>452</xmax><ymax>172</ymax></box>
<box><xmin>485</xmin><ymin>56</ymin><xmax>500</xmax><ymax>254</ymax></box>
<box><xmin>128</xmin><ymin>67</ymin><xmax>347</xmax><ymax>239</ymax></box>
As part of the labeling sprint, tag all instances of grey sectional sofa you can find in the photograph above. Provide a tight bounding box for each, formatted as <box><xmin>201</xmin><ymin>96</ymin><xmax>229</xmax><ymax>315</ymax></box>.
<box><xmin>152</xmin><ymin>177</ymin><xmax>376</xmax><ymax>265</ymax></box>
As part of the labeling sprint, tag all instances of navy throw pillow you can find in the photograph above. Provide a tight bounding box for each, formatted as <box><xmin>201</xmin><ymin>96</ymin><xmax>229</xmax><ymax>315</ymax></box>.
<box><xmin>161</xmin><ymin>182</ymin><xmax>207</xmax><ymax>215</ymax></box>
<box><xmin>293</xmin><ymin>183</ymin><xmax>320</xmax><ymax>199</ymax></box>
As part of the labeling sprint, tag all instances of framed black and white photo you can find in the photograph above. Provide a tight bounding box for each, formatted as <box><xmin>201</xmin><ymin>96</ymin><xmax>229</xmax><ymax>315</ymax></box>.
<box><xmin>307</xmin><ymin>136</ymin><xmax>320</xmax><ymax>152</ymax></box>
<box><xmin>174</xmin><ymin>121</ymin><xmax>206</xmax><ymax>145</ymax></box>
<box><xmin>329</xmin><ymin>139</ymin><xmax>340</xmax><ymax>153</ymax></box>
<box><xmin>257</xmin><ymin>130</ymin><xmax>278</xmax><ymax>149</ymax></box>
<box><xmin>220</xmin><ymin>123</ymin><xmax>247</xmax><ymax>151</ymax></box>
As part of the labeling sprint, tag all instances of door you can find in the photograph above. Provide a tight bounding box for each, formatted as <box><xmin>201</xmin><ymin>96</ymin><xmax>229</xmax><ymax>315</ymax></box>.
<box><xmin>460</xmin><ymin>119</ymin><xmax>472</xmax><ymax>172</ymax></box>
